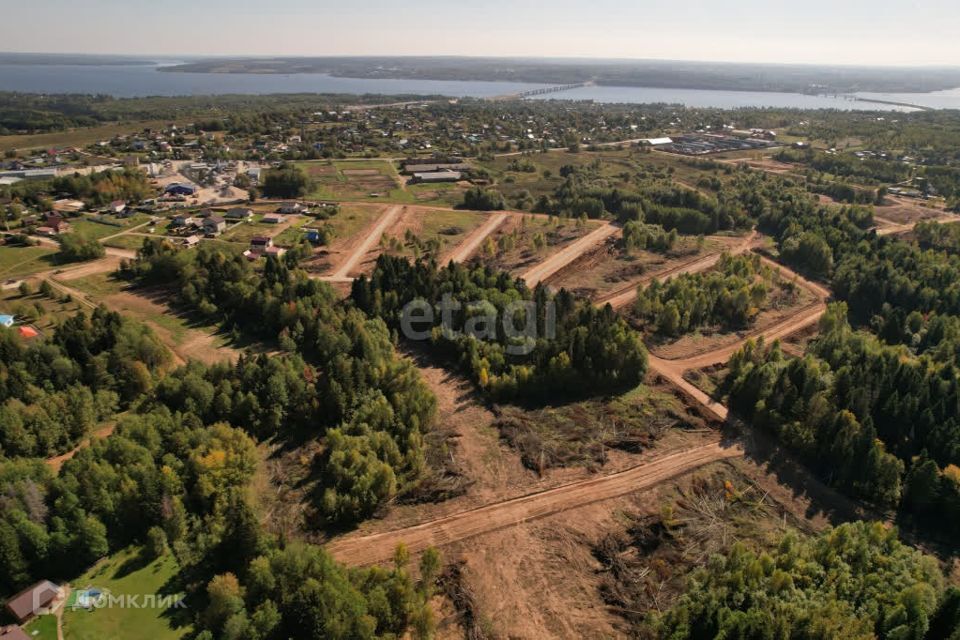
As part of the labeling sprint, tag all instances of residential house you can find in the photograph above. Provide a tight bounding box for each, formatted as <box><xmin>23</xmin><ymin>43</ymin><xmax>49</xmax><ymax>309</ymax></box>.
<box><xmin>108</xmin><ymin>200</ymin><xmax>127</xmax><ymax>215</ymax></box>
<box><xmin>0</xmin><ymin>625</ymin><xmax>30</xmax><ymax>640</ymax></box>
<box><xmin>249</xmin><ymin>236</ymin><xmax>273</xmax><ymax>254</ymax></box>
<box><xmin>278</xmin><ymin>202</ymin><xmax>302</xmax><ymax>214</ymax></box>
<box><xmin>304</xmin><ymin>228</ymin><xmax>324</xmax><ymax>244</ymax></box>
<box><xmin>202</xmin><ymin>215</ymin><xmax>226</xmax><ymax>237</ymax></box>
<box><xmin>41</xmin><ymin>213</ymin><xmax>70</xmax><ymax>234</ymax></box>
<box><xmin>182</xmin><ymin>235</ymin><xmax>201</xmax><ymax>247</ymax></box>
<box><xmin>5</xmin><ymin>580</ymin><xmax>63</xmax><ymax>624</ymax></box>
<box><xmin>170</xmin><ymin>214</ymin><xmax>199</xmax><ymax>228</ymax></box>
<box><xmin>262</xmin><ymin>213</ymin><xmax>286</xmax><ymax>224</ymax></box>
<box><xmin>225</xmin><ymin>207</ymin><xmax>254</xmax><ymax>221</ymax></box>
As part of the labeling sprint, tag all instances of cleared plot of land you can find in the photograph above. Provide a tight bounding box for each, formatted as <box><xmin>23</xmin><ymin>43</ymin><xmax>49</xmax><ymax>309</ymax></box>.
<box><xmin>549</xmin><ymin>235</ymin><xmax>736</xmax><ymax>301</ymax></box>
<box><xmin>494</xmin><ymin>382</ymin><xmax>711</xmax><ymax>473</ymax></box>
<box><xmin>874</xmin><ymin>195</ymin><xmax>948</xmax><ymax>225</ymax></box>
<box><xmin>62</xmin><ymin>546</ymin><xmax>191</xmax><ymax>640</ymax></box>
<box><xmin>521</xmin><ymin>222</ymin><xmax>618</xmax><ymax>286</ymax></box>
<box><xmin>379</xmin><ymin>207</ymin><xmax>490</xmax><ymax>261</ymax></box>
<box><xmin>299</xmin><ymin>203</ymin><xmax>387</xmax><ymax>275</ymax></box>
<box><xmin>299</xmin><ymin>159</ymin><xmax>406</xmax><ymax>201</ymax></box>
<box><xmin>480</xmin><ymin>215</ymin><xmax>603</xmax><ymax>276</ymax></box>
<box><xmin>327</xmin><ymin>440</ymin><xmax>743</xmax><ymax>565</ymax></box>
<box><xmin>219</xmin><ymin>213</ymin><xmax>301</xmax><ymax>244</ymax></box>
<box><xmin>66</xmin><ymin>274</ymin><xmax>238</xmax><ymax>365</ymax></box>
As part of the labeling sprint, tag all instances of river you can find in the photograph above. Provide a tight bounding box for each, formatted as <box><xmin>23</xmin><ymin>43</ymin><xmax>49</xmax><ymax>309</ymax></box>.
<box><xmin>1</xmin><ymin>63</ymin><xmax>958</xmax><ymax>111</ymax></box>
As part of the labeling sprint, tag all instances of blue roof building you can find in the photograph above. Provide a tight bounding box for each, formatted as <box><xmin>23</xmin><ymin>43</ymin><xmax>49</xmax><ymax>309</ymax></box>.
<box><xmin>0</xmin><ymin>315</ymin><xmax>15</xmax><ymax>328</ymax></box>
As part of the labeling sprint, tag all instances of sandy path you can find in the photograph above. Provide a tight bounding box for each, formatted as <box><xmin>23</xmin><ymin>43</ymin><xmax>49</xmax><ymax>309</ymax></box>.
<box><xmin>441</xmin><ymin>212</ymin><xmax>508</xmax><ymax>264</ymax></box>
<box><xmin>521</xmin><ymin>223</ymin><xmax>619</xmax><ymax>286</ymax></box>
<box><xmin>327</xmin><ymin>440</ymin><xmax>742</xmax><ymax>565</ymax></box>
<box><xmin>330</xmin><ymin>204</ymin><xmax>403</xmax><ymax>278</ymax></box>
<box><xmin>46</xmin><ymin>423</ymin><xmax>116</xmax><ymax>472</ymax></box>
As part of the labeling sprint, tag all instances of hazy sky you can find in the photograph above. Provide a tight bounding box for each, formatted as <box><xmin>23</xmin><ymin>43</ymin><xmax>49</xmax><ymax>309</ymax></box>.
<box><xmin>1</xmin><ymin>0</ymin><xmax>957</xmax><ymax>66</ymax></box>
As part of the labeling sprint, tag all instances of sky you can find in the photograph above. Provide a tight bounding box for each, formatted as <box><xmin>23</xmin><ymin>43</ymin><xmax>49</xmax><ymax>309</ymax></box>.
<box><xmin>1</xmin><ymin>0</ymin><xmax>957</xmax><ymax>66</ymax></box>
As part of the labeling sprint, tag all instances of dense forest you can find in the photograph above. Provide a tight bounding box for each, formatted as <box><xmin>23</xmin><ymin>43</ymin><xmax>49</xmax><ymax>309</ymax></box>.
<box><xmin>122</xmin><ymin>240</ymin><xmax>437</xmax><ymax>524</ymax></box>
<box><xmin>656</xmin><ymin>521</ymin><xmax>958</xmax><ymax>639</ymax></box>
<box><xmin>0</xmin><ymin>307</ymin><xmax>169</xmax><ymax>457</ymax></box>
<box><xmin>633</xmin><ymin>253</ymin><xmax>771</xmax><ymax>337</ymax></box>
<box><xmin>352</xmin><ymin>255</ymin><xmax>648</xmax><ymax>400</ymax></box>
<box><xmin>723</xmin><ymin>305</ymin><xmax>960</xmax><ymax>529</ymax></box>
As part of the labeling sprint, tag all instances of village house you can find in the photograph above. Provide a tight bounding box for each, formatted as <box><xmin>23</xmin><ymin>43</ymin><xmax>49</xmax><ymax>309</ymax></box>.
<box><xmin>225</xmin><ymin>207</ymin><xmax>254</xmax><ymax>221</ymax></box>
<box><xmin>250</xmin><ymin>236</ymin><xmax>273</xmax><ymax>254</ymax></box>
<box><xmin>170</xmin><ymin>214</ymin><xmax>199</xmax><ymax>228</ymax></box>
<box><xmin>202</xmin><ymin>215</ymin><xmax>226</xmax><ymax>237</ymax></box>
<box><xmin>37</xmin><ymin>213</ymin><xmax>70</xmax><ymax>235</ymax></box>
<box><xmin>107</xmin><ymin>200</ymin><xmax>127</xmax><ymax>215</ymax></box>
<box><xmin>4</xmin><ymin>580</ymin><xmax>64</xmax><ymax>624</ymax></box>
<box><xmin>278</xmin><ymin>202</ymin><xmax>303</xmax><ymax>214</ymax></box>
<box><xmin>0</xmin><ymin>625</ymin><xmax>29</xmax><ymax>640</ymax></box>
<box><xmin>181</xmin><ymin>234</ymin><xmax>201</xmax><ymax>247</ymax></box>
<box><xmin>262</xmin><ymin>213</ymin><xmax>286</xmax><ymax>224</ymax></box>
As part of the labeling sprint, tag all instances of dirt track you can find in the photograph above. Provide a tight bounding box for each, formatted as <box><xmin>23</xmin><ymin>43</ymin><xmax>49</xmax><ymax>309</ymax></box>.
<box><xmin>442</xmin><ymin>212</ymin><xmax>508</xmax><ymax>264</ymax></box>
<box><xmin>330</xmin><ymin>204</ymin><xmax>403</xmax><ymax>278</ymax></box>
<box><xmin>521</xmin><ymin>223</ymin><xmax>619</xmax><ymax>286</ymax></box>
<box><xmin>327</xmin><ymin>440</ymin><xmax>743</xmax><ymax>565</ymax></box>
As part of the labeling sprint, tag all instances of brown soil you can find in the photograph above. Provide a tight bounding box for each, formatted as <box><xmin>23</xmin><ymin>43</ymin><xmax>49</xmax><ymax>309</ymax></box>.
<box><xmin>874</xmin><ymin>196</ymin><xmax>946</xmax><ymax>225</ymax></box>
<box><xmin>326</xmin><ymin>439</ymin><xmax>742</xmax><ymax>566</ymax></box>
<box><xmin>521</xmin><ymin>222</ymin><xmax>618</xmax><ymax>286</ymax></box>
<box><xmin>552</xmin><ymin>235</ymin><xmax>742</xmax><ymax>303</ymax></box>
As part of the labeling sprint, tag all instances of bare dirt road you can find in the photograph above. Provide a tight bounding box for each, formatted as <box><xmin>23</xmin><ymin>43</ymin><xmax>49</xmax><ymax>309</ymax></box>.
<box><xmin>330</xmin><ymin>204</ymin><xmax>403</xmax><ymax>279</ymax></box>
<box><xmin>327</xmin><ymin>440</ymin><xmax>743</xmax><ymax>565</ymax></box>
<box><xmin>441</xmin><ymin>212</ymin><xmax>508</xmax><ymax>264</ymax></box>
<box><xmin>521</xmin><ymin>222</ymin><xmax>620</xmax><ymax>286</ymax></box>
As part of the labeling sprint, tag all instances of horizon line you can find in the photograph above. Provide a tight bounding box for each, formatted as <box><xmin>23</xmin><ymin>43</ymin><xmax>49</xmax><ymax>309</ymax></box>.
<box><xmin>2</xmin><ymin>50</ymin><xmax>960</xmax><ymax>70</ymax></box>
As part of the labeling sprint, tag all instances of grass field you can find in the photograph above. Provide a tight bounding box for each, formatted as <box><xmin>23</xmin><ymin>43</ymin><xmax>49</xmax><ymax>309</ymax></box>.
<box><xmin>0</xmin><ymin>244</ymin><xmax>58</xmax><ymax>278</ymax></box>
<box><xmin>0</xmin><ymin>120</ymin><xmax>173</xmax><ymax>152</ymax></box>
<box><xmin>70</xmin><ymin>216</ymin><xmax>150</xmax><ymax>241</ymax></box>
<box><xmin>323</xmin><ymin>204</ymin><xmax>387</xmax><ymax>243</ymax></box>
<box><xmin>0</xmin><ymin>287</ymin><xmax>86</xmax><ymax>332</ymax></box>
<box><xmin>62</xmin><ymin>546</ymin><xmax>191</xmax><ymax>640</ymax></box>
<box><xmin>298</xmin><ymin>159</ymin><xmax>410</xmax><ymax>202</ymax></box>
<box><xmin>103</xmin><ymin>234</ymin><xmax>150</xmax><ymax>251</ymax></box>
<box><xmin>24</xmin><ymin>614</ymin><xmax>58</xmax><ymax>640</ymax></box>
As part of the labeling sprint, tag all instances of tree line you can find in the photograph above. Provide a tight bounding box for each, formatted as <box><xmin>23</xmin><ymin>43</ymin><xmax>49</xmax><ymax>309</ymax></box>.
<box><xmin>351</xmin><ymin>255</ymin><xmax>648</xmax><ymax>401</ymax></box>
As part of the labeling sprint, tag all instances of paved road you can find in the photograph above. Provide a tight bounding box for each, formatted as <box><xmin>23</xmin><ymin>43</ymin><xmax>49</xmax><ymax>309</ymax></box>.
<box><xmin>328</xmin><ymin>440</ymin><xmax>743</xmax><ymax>565</ymax></box>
